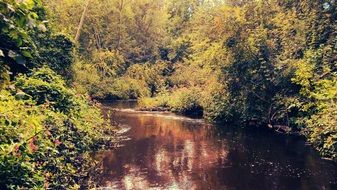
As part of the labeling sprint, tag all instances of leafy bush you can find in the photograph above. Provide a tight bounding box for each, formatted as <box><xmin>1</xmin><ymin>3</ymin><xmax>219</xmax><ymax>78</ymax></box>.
<box><xmin>90</xmin><ymin>50</ymin><xmax>127</xmax><ymax>78</ymax></box>
<box><xmin>0</xmin><ymin>1</ymin><xmax>121</xmax><ymax>189</ymax></box>
<box><xmin>72</xmin><ymin>61</ymin><xmax>109</xmax><ymax>99</ymax></box>
<box><xmin>304</xmin><ymin>103</ymin><xmax>337</xmax><ymax>161</ymax></box>
<box><xmin>0</xmin><ymin>67</ymin><xmax>117</xmax><ymax>189</ymax></box>
<box><xmin>167</xmin><ymin>88</ymin><xmax>203</xmax><ymax>116</ymax></box>
<box><xmin>0</xmin><ymin>0</ymin><xmax>74</xmax><ymax>81</ymax></box>
<box><xmin>139</xmin><ymin>92</ymin><xmax>171</xmax><ymax>110</ymax></box>
<box><xmin>73</xmin><ymin>61</ymin><xmax>161</xmax><ymax>100</ymax></box>
<box><xmin>139</xmin><ymin>87</ymin><xmax>203</xmax><ymax>116</ymax></box>
<box><xmin>293</xmin><ymin>49</ymin><xmax>337</xmax><ymax>161</ymax></box>
<box><xmin>72</xmin><ymin>51</ymin><xmax>131</xmax><ymax>99</ymax></box>
<box><xmin>34</xmin><ymin>34</ymin><xmax>75</xmax><ymax>80</ymax></box>
<box><xmin>200</xmin><ymin>83</ymin><xmax>232</xmax><ymax>123</ymax></box>
<box><xmin>110</xmin><ymin>77</ymin><xmax>151</xmax><ymax>99</ymax></box>
<box><xmin>125</xmin><ymin>62</ymin><xmax>168</xmax><ymax>96</ymax></box>
<box><xmin>14</xmin><ymin>67</ymin><xmax>78</xmax><ymax>114</ymax></box>
<box><xmin>0</xmin><ymin>0</ymin><xmax>45</xmax><ymax>80</ymax></box>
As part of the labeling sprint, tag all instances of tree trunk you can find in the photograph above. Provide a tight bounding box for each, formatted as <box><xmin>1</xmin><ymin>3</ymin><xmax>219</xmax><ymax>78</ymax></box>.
<box><xmin>75</xmin><ymin>0</ymin><xmax>90</xmax><ymax>42</ymax></box>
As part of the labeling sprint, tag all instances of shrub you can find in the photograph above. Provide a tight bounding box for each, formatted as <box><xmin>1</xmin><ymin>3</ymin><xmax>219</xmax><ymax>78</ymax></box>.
<box><xmin>0</xmin><ymin>67</ymin><xmax>117</xmax><ymax>189</ymax></box>
<box><xmin>304</xmin><ymin>104</ymin><xmax>337</xmax><ymax>161</ymax></box>
<box><xmin>72</xmin><ymin>61</ymin><xmax>111</xmax><ymax>99</ymax></box>
<box><xmin>14</xmin><ymin>67</ymin><xmax>78</xmax><ymax>114</ymax></box>
<box><xmin>167</xmin><ymin>88</ymin><xmax>203</xmax><ymax>116</ymax></box>
<box><xmin>139</xmin><ymin>87</ymin><xmax>203</xmax><ymax>116</ymax></box>
<box><xmin>34</xmin><ymin>34</ymin><xmax>75</xmax><ymax>80</ymax></box>
<box><xmin>125</xmin><ymin>62</ymin><xmax>167</xmax><ymax>96</ymax></box>
<box><xmin>138</xmin><ymin>92</ymin><xmax>170</xmax><ymax>110</ymax></box>
<box><xmin>109</xmin><ymin>77</ymin><xmax>150</xmax><ymax>99</ymax></box>
<box><xmin>201</xmin><ymin>83</ymin><xmax>232</xmax><ymax>123</ymax></box>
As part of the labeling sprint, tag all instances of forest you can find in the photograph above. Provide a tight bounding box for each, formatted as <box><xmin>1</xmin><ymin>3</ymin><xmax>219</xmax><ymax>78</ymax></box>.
<box><xmin>0</xmin><ymin>0</ymin><xmax>336</xmax><ymax>189</ymax></box>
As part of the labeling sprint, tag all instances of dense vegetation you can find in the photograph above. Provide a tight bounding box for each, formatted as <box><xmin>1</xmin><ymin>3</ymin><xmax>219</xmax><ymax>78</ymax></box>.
<box><xmin>0</xmin><ymin>0</ymin><xmax>336</xmax><ymax>188</ymax></box>
<box><xmin>0</xmin><ymin>0</ymin><xmax>119</xmax><ymax>189</ymax></box>
<box><xmin>44</xmin><ymin>0</ymin><xmax>336</xmax><ymax>161</ymax></box>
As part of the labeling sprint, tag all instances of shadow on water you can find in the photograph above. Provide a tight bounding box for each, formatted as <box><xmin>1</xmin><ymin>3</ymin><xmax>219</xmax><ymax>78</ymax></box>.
<box><xmin>94</xmin><ymin>101</ymin><xmax>337</xmax><ymax>190</ymax></box>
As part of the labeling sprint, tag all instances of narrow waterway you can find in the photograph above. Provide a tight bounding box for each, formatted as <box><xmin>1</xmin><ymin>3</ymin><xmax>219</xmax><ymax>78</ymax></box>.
<box><xmin>94</xmin><ymin>101</ymin><xmax>337</xmax><ymax>190</ymax></box>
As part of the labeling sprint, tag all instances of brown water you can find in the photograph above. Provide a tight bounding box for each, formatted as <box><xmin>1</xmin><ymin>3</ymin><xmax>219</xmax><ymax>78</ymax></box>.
<box><xmin>95</xmin><ymin>101</ymin><xmax>337</xmax><ymax>190</ymax></box>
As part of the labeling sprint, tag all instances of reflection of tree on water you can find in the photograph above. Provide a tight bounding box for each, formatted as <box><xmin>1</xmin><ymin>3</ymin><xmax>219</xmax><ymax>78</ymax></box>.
<box><xmin>94</xmin><ymin>108</ymin><xmax>337</xmax><ymax>190</ymax></box>
<box><xmin>97</xmin><ymin>111</ymin><xmax>229</xmax><ymax>189</ymax></box>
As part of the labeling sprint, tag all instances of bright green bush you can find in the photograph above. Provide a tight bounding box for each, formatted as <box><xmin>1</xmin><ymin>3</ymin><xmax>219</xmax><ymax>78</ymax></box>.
<box><xmin>138</xmin><ymin>91</ymin><xmax>171</xmax><ymax>110</ymax></box>
<box><xmin>293</xmin><ymin>49</ymin><xmax>337</xmax><ymax>161</ymax></box>
<box><xmin>110</xmin><ymin>77</ymin><xmax>151</xmax><ymax>99</ymax></box>
<box><xmin>0</xmin><ymin>67</ymin><xmax>117</xmax><ymax>189</ymax></box>
<box><xmin>125</xmin><ymin>62</ymin><xmax>168</xmax><ymax>96</ymax></box>
<box><xmin>0</xmin><ymin>0</ymin><xmax>43</xmax><ymax>82</ymax></box>
<box><xmin>201</xmin><ymin>83</ymin><xmax>232</xmax><ymax>123</ymax></box>
<box><xmin>0</xmin><ymin>90</ymin><xmax>47</xmax><ymax>189</ymax></box>
<box><xmin>73</xmin><ymin>61</ymin><xmax>158</xmax><ymax>100</ymax></box>
<box><xmin>90</xmin><ymin>50</ymin><xmax>127</xmax><ymax>78</ymax></box>
<box><xmin>14</xmin><ymin>67</ymin><xmax>78</xmax><ymax>114</ymax></box>
<box><xmin>0</xmin><ymin>0</ymin><xmax>75</xmax><ymax>81</ymax></box>
<box><xmin>139</xmin><ymin>87</ymin><xmax>203</xmax><ymax>116</ymax></box>
<box><xmin>72</xmin><ymin>61</ymin><xmax>112</xmax><ymax>99</ymax></box>
<box><xmin>0</xmin><ymin>1</ymin><xmax>121</xmax><ymax>188</ymax></box>
<box><xmin>167</xmin><ymin>88</ymin><xmax>203</xmax><ymax>115</ymax></box>
<box><xmin>140</xmin><ymin>84</ymin><xmax>232</xmax><ymax>120</ymax></box>
<box><xmin>304</xmin><ymin>103</ymin><xmax>337</xmax><ymax>161</ymax></box>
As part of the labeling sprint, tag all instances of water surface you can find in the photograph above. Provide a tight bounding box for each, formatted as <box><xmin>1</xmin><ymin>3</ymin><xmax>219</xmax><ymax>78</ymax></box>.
<box><xmin>95</xmin><ymin>101</ymin><xmax>337</xmax><ymax>190</ymax></box>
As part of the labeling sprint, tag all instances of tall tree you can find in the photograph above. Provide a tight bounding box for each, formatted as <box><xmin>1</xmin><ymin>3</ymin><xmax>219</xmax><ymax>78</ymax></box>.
<box><xmin>75</xmin><ymin>0</ymin><xmax>90</xmax><ymax>42</ymax></box>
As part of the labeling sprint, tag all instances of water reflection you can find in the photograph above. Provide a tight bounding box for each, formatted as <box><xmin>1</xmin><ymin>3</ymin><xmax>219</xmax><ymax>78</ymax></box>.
<box><xmin>95</xmin><ymin>102</ymin><xmax>337</xmax><ymax>190</ymax></box>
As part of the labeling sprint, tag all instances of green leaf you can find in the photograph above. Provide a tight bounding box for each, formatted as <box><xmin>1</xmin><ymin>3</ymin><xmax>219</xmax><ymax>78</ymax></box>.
<box><xmin>23</xmin><ymin>0</ymin><xmax>36</xmax><ymax>10</ymax></box>
<box><xmin>28</xmin><ymin>12</ymin><xmax>38</xmax><ymax>20</ymax></box>
<box><xmin>22</xmin><ymin>50</ymin><xmax>33</xmax><ymax>58</ymax></box>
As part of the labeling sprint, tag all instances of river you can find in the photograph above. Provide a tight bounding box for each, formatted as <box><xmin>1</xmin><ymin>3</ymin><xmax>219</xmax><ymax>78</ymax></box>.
<box><xmin>93</xmin><ymin>101</ymin><xmax>337</xmax><ymax>190</ymax></box>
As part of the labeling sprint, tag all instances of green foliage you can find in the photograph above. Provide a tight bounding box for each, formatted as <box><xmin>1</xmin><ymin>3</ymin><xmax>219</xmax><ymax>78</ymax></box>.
<box><xmin>293</xmin><ymin>49</ymin><xmax>337</xmax><ymax>161</ymax></box>
<box><xmin>72</xmin><ymin>50</ymin><xmax>127</xmax><ymax>99</ymax></box>
<box><xmin>138</xmin><ymin>0</ymin><xmax>337</xmax><ymax>160</ymax></box>
<box><xmin>140</xmin><ymin>87</ymin><xmax>203</xmax><ymax>116</ymax></box>
<box><xmin>140</xmin><ymin>82</ymin><xmax>231</xmax><ymax>121</ymax></box>
<box><xmin>305</xmin><ymin>103</ymin><xmax>337</xmax><ymax>160</ymax></box>
<box><xmin>0</xmin><ymin>90</ymin><xmax>46</xmax><ymax>189</ymax></box>
<box><xmin>200</xmin><ymin>83</ymin><xmax>232</xmax><ymax>123</ymax></box>
<box><xmin>168</xmin><ymin>87</ymin><xmax>203</xmax><ymax>116</ymax></box>
<box><xmin>72</xmin><ymin>60</ymin><xmax>104</xmax><ymax>97</ymax></box>
<box><xmin>110</xmin><ymin>77</ymin><xmax>151</xmax><ymax>99</ymax></box>
<box><xmin>0</xmin><ymin>0</ymin><xmax>44</xmax><ymax>82</ymax></box>
<box><xmin>0</xmin><ymin>0</ymin><xmax>75</xmax><ymax>83</ymax></box>
<box><xmin>45</xmin><ymin>0</ymin><xmax>168</xmax><ymax>63</ymax></box>
<box><xmin>33</xmin><ymin>34</ymin><xmax>75</xmax><ymax>79</ymax></box>
<box><xmin>42</xmin><ymin>0</ymin><xmax>337</xmax><ymax>161</ymax></box>
<box><xmin>14</xmin><ymin>67</ymin><xmax>78</xmax><ymax>114</ymax></box>
<box><xmin>0</xmin><ymin>67</ymin><xmax>116</xmax><ymax>189</ymax></box>
<box><xmin>124</xmin><ymin>62</ymin><xmax>168</xmax><ymax>95</ymax></box>
<box><xmin>0</xmin><ymin>1</ymin><xmax>120</xmax><ymax>189</ymax></box>
<box><xmin>139</xmin><ymin>92</ymin><xmax>171</xmax><ymax>110</ymax></box>
<box><xmin>73</xmin><ymin>57</ymin><xmax>169</xmax><ymax>99</ymax></box>
<box><xmin>289</xmin><ymin>0</ymin><xmax>336</xmax><ymax>160</ymax></box>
